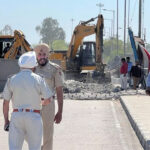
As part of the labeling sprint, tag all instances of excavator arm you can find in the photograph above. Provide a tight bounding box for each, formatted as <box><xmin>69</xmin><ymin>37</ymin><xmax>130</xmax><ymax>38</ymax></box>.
<box><xmin>67</xmin><ymin>15</ymin><xmax>103</xmax><ymax>60</ymax></box>
<box><xmin>96</xmin><ymin>15</ymin><xmax>103</xmax><ymax>63</ymax></box>
<box><xmin>67</xmin><ymin>24</ymin><xmax>95</xmax><ymax>59</ymax></box>
<box><xmin>67</xmin><ymin>15</ymin><xmax>104</xmax><ymax>66</ymax></box>
<box><xmin>4</xmin><ymin>30</ymin><xmax>31</xmax><ymax>59</ymax></box>
<box><xmin>95</xmin><ymin>15</ymin><xmax>104</xmax><ymax>71</ymax></box>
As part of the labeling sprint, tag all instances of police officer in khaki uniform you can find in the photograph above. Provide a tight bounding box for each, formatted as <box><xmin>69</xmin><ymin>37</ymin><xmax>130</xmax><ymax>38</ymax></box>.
<box><xmin>34</xmin><ymin>43</ymin><xmax>63</xmax><ymax>150</ymax></box>
<box><xmin>3</xmin><ymin>51</ymin><xmax>53</xmax><ymax>150</ymax></box>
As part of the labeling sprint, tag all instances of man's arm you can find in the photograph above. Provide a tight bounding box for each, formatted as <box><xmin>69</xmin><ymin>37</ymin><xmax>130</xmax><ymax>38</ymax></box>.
<box><xmin>40</xmin><ymin>77</ymin><xmax>53</xmax><ymax>106</ymax></box>
<box><xmin>3</xmin><ymin>100</ymin><xmax>10</xmax><ymax>127</ymax></box>
<box><xmin>54</xmin><ymin>86</ymin><xmax>63</xmax><ymax>124</ymax></box>
<box><xmin>3</xmin><ymin>78</ymin><xmax>12</xmax><ymax>130</ymax></box>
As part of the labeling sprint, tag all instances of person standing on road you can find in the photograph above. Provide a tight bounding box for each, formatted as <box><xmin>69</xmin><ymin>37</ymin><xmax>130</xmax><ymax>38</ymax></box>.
<box><xmin>34</xmin><ymin>43</ymin><xmax>63</xmax><ymax>150</ymax></box>
<box><xmin>126</xmin><ymin>57</ymin><xmax>133</xmax><ymax>87</ymax></box>
<box><xmin>120</xmin><ymin>58</ymin><xmax>128</xmax><ymax>90</ymax></box>
<box><xmin>130</xmin><ymin>61</ymin><xmax>142</xmax><ymax>90</ymax></box>
<box><xmin>3</xmin><ymin>51</ymin><xmax>53</xmax><ymax>150</ymax></box>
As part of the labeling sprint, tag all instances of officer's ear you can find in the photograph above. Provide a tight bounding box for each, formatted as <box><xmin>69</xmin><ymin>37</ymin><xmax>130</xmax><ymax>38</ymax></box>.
<box><xmin>32</xmin><ymin>67</ymin><xmax>36</xmax><ymax>72</ymax></box>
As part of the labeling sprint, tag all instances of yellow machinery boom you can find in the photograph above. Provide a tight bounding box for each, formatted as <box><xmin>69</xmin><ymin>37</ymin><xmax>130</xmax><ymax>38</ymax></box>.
<box><xmin>3</xmin><ymin>30</ymin><xmax>31</xmax><ymax>59</ymax></box>
<box><xmin>0</xmin><ymin>30</ymin><xmax>32</xmax><ymax>91</ymax></box>
<box><xmin>49</xmin><ymin>14</ymin><xmax>108</xmax><ymax>82</ymax></box>
<box><xmin>66</xmin><ymin>14</ymin><xmax>104</xmax><ymax>72</ymax></box>
<box><xmin>67</xmin><ymin>20</ymin><xmax>96</xmax><ymax>59</ymax></box>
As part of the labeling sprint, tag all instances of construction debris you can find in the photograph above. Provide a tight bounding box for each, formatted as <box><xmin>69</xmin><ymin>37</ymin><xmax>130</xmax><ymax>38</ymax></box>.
<box><xmin>63</xmin><ymin>79</ymin><xmax>145</xmax><ymax>100</ymax></box>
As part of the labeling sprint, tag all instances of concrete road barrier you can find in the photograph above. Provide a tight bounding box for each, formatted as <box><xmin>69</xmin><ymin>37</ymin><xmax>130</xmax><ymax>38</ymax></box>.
<box><xmin>120</xmin><ymin>96</ymin><xmax>150</xmax><ymax>150</ymax></box>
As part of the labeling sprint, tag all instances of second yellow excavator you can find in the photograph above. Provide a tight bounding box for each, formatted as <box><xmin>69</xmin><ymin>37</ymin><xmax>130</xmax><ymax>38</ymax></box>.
<box><xmin>50</xmin><ymin>14</ymin><xmax>110</xmax><ymax>82</ymax></box>
<box><xmin>0</xmin><ymin>30</ymin><xmax>31</xmax><ymax>59</ymax></box>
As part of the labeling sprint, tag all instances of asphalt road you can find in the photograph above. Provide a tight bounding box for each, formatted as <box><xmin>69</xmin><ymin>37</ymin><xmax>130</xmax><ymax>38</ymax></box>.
<box><xmin>0</xmin><ymin>99</ymin><xmax>143</xmax><ymax>150</ymax></box>
<box><xmin>53</xmin><ymin>100</ymin><xmax>143</xmax><ymax>150</ymax></box>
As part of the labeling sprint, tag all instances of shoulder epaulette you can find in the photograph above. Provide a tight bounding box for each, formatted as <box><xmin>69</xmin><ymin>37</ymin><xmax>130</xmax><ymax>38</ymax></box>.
<box><xmin>49</xmin><ymin>61</ymin><xmax>62</xmax><ymax>70</ymax></box>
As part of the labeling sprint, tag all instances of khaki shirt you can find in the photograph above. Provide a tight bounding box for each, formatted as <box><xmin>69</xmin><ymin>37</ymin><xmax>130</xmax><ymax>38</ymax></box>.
<box><xmin>3</xmin><ymin>69</ymin><xmax>52</xmax><ymax>110</ymax></box>
<box><xmin>35</xmin><ymin>61</ymin><xmax>63</xmax><ymax>94</ymax></box>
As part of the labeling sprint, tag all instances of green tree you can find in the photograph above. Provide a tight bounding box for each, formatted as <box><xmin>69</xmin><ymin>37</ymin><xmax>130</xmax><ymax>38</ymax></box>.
<box><xmin>36</xmin><ymin>17</ymin><xmax>65</xmax><ymax>45</ymax></box>
<box><xmin>103</xmin><ymin>37</ymin><xmax>132</xmax><ymax>63</ymax></box>
<box><xmin>52</xmin><ymin>40</ymin><xmax>68</xmax><ymax>50</ymax></box>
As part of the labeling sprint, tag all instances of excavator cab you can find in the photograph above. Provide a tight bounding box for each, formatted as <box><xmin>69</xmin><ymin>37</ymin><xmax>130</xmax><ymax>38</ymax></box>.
<box><xmin>78</xmin><ymin>41</ymin><xmax>96</xmax><ymax>70</ymax></box>
<box><xmin>0</xmin><ymin>36</ymin><xmax>13</xmax><ymax>58</ymax></box>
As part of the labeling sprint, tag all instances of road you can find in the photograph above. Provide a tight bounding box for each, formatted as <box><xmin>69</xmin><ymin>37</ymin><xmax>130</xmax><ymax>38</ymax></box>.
<box><xmin>0</xmin><ymin>99</ymin><xmax>143</xmax><ymax>150</ymax></box>
<box><xmin>54</xmin><ymin>100</ymin><xmax>143</xmax><ymax>150</ymax></box>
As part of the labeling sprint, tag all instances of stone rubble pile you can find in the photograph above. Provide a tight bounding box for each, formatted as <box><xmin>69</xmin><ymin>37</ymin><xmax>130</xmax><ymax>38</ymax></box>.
<box><xmin>63</xmin><ymin>80</ymin><xmax>145</xmax><ymax>100</ymax></box>
<box><xmin>63</xmin><ymin>80</ymin><xmax>113</xmax><ymax>94</ymax></box>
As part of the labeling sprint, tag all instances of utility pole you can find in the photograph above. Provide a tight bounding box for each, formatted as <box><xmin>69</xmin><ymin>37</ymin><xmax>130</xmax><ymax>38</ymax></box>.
<box><xmin>104</xmin><ymin>19</ymin><xmax>113</xmax><ymax>37</ymax></box>
<box><xmin>144</xmin><ymin>28</ymin><xmax>146</xmax><ymax>42</ymax></box>
<box><xmin>127</xmin><ymin>0</ymin><xmax>130</xmax><ymax>52</ymax></box>
<box><xmin>116</xmin><ymin>0</ymin><xmax>119</xmax><ymax>56</ymax></box>
<box><xmin>96</xmin><ymin>3</ymin><xmax>104</xmax><ymax>14</ymax></box>
<box><xmin>102</xmin><ymin>9</ymin><xmax>115</xmax><ymax>37</ymax></box>
<box><xmin>124</xmin><ymin>0</ymin><xmax>127</xmax><ymax>57</ymax></box>
<box><xmin>71</xmin><ymin>18</ymin><xmax>74</xmax><ymax>37</ymax></box>
<box><xmin>128</xmin><ymin>0</ymin><xmax>130</xmax><ymax>28</ymax></box>
<box><xmin>138</xmin><ymin>0</ymin><xmax>142</xmax><ymax>38</ymax></box>
<box><xmin>113</xmin><ymin>10</ymin><xmax>115</xmax><ymax>38</ymax></box>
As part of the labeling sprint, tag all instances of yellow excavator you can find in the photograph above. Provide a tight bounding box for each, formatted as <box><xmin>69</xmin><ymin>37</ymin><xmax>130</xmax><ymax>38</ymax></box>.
<box><xmin>0</xmin><ymin>30</ymin><xmax>32</xmax><ymax>91</ymax></box>
<box><xmin>67</xmin><ymin>14</ymin><xmax>104</xmax><ymax>70</ymax></box>
<box><xmin>50</xmin><ymin>14</ymin><xmax>110</xmax><ymax>82</ymax></box>
<box><xmin>0</xmin><ymin>30</ymin><xmax>31</xmax><ymax>59</ymax></box>
<box><xmin>0</xmin><ymin>15</ymin><xmax>109</xmax><ymax>82</ymax></box>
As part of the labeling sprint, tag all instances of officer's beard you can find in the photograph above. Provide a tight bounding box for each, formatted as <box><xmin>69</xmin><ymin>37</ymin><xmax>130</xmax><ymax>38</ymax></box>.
<box><xmin>38</xmin><ymin>58</ymin><xmax>48</xmax><ymax>66</ymax></box>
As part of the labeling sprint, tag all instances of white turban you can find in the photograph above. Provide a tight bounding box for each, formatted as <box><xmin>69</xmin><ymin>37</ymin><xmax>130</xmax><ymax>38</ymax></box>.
<box><xmin>18</xmin><ymin>51</ymin><xmax>38</xmax><ymax>68</ymax></box>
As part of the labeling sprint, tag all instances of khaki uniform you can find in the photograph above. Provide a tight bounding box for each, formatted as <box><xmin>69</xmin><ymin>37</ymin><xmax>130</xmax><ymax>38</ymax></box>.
<box><xmin>35</xmin><ymin>61</ymin><xmax>63</xmax><ymax>150</ymax></box>
<box><xmin>3</xmin><ymin>69</ymin><xmax>52</xmax><ymax>150</ymax></box>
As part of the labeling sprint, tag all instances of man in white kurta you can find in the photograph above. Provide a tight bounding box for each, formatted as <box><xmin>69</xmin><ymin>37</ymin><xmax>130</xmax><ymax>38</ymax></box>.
<box><xmin>3</xmin><ymin>51</ymin><xmax>53</xmax><ymax>150</ymax></box>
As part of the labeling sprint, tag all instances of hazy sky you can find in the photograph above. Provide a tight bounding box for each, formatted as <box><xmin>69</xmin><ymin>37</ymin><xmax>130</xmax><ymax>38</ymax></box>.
<box><xmin>0</xmin><ymin>0</ymin><xmax>149</xmax><ymax>45</ymax></box>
